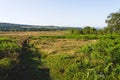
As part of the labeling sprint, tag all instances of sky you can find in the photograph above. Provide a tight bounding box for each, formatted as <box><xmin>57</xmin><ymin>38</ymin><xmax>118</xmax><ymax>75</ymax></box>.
<box><xmin>0</xmin><ymin>0</ymin><xmax>120</xmax><ymax>28</ymax></box>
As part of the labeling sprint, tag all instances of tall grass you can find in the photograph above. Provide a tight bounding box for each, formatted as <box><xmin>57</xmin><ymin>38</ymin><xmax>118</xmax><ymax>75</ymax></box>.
<box><xmin>0</xmin><ymin>37</ymin><xmax>21</xmax><ymax>80</ymax></box>
<box><xmin>37</xmin><ymin>34</ymin><xmax>120</xmax><ymax>80</ymax></box>
<box><xmin>1</xmin><ymin>33</ymin><xmax>120</xmax><ymax>80</ymax></box>
<box><xmin>38</xmin><ymin>34</ymin><xmax>120</xmax><ymax>40</ymax></box>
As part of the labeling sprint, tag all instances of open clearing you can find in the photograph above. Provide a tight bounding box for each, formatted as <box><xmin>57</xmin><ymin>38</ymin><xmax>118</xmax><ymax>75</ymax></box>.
<box><xmin>0</xmin><ymin>31</ymin><xmax>96</xmax><ymax>55</ymax></box>
<box><xmin>30</xmin><ymin>38</ymin><xmax>95</xmax><ymax>55</ymax></box>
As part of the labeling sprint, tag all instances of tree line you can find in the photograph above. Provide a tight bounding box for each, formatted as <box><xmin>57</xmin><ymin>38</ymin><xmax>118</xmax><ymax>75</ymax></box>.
<box><xmin>0</xmin><ymin>10</ymin><xmax>120</xmax><ymax>33</ymax></box>
<box><xmin>68</xmin><ymin>10</ymin><xmax>120</xmax><ymax>35</ymax></box>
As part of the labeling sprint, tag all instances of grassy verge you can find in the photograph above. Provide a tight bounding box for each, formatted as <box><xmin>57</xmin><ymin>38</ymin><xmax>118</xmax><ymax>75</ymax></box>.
<box><xmin>32</xmin><ymin>34</ymin><xmax>120</xmax><ymax>40</ymax></box>
<box><xmin>29</xmin><ymin>34</ymin><xmax>120</xmax><ymax>80</ymax></box>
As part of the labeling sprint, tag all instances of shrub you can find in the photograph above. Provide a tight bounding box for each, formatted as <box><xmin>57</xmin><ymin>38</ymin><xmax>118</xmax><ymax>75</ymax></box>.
<box><xmin>0</xmin><ymin>58</ymin><xmax>13</xmax><ymax>80</ymax></box>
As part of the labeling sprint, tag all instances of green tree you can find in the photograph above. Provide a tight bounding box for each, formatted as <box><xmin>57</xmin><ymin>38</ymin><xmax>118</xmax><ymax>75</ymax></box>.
<box><xmin>97</xmin><ymin>29</ymin><xmax>104</xmax><ymax>34</ymax></box>
<box><xmin>67</xmin><ymin>28</ymin><xmax>83</xmax><ymax>34</ymax></box>
<box><xmin>82</xmin><ymin>26</ymin><xmax>97</xmax><ymax>34</ymax></box>
<box><xmin>103</xmin><ymin>27</ymin><xmax>113</xmax><ymax>34</ymax></box>
<box><xmin>106</xmin><ymin>10</ymin><xmax>120</xmax><ymax>32</ymax></box>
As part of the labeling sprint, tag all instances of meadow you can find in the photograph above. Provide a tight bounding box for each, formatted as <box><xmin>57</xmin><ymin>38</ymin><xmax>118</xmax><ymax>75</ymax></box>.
<box><xmin>0</xmin><ymin>31</ymin><xmax>120</xmax><ymax>80</ymax></box>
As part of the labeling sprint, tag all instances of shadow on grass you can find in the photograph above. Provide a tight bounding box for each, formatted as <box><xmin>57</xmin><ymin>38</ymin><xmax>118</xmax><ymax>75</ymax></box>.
<box><xmin>8</xmin><ymin>39</ymin><xmax>51</xmax><ymax>80</ymax></box>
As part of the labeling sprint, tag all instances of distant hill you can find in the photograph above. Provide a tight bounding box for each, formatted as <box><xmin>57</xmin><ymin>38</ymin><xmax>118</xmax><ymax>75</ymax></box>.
<box><xmin>0</xmin><ymin>22</ymin><xmax>82</xmax><ymax>31</ymax></box>
<box><xmin>0</xmin><ymin>22</ymin><xmax>60</xmax><ymax>31</ymax></box>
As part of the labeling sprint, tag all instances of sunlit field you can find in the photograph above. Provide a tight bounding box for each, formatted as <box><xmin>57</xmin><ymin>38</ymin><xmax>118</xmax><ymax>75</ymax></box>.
<box><xmin>0</xmin><ymin>0</ymin><xmax>120</xmax><ymax>80</ymax></box>
<box><xmin>1</xmin><ymin>30</ymin><xmax>120</xmax><ymax>80</ymax></box>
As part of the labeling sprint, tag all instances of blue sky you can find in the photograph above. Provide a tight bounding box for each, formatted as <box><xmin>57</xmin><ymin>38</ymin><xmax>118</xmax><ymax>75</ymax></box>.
<box><xmin>0</xmin><ymin>0</ymin><xmax>120</xmax><ymax>28</ymax></box>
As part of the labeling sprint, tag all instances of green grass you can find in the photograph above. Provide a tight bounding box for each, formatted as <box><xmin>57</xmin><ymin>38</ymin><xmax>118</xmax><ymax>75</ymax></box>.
<box><xmin>1</xmin><ymin>34</ymin><xmax>120</xmax><ymax>80</ymax></box>
<box><xmin>0</xmin><ymin>58</ymin><xmax>12</xmax><ymax>69</ymax></box>
<box><xmin>0</xmin><ymin>37</ymin><xmax>21</xmax><ymax>51</ymax></box>
<box><xmin>0</xmin><ymin>37</ymin><xmax>21</xmax><ymax>80</ymax></box>
<box><xmin>35</xmin><ymin>34</ymin><xmax>120</xmax><ymax>80</ymax></box>
<box><xmin>36</xmin><ymin>34</ymin><xmax>120</xmax><ymax>40</ymax></box>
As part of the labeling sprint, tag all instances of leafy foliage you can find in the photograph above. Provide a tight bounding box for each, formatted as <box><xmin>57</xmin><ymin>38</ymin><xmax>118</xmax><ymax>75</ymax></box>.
<box><xmin>106</xmin><ymin>10</ymin><xmax>120</xmax><ymax>32</ymax></box>
<box><xmin>37</xmin><ymin>35</ymin><xmax>120</xmax><ymax>80</ymax></box>
<box><xmin>0</xmin><ymin>37</ymin><xmax>20</xmax><ymax>51</ymax></box>
<box><xmin>0</xmin><ymin>37</ymin><xmax>21</xmax><ymax>80</ymax></box>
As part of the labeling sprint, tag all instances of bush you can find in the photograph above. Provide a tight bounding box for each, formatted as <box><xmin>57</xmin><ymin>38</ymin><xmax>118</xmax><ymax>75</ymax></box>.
<box><xmin>0</xmin><ymin>37</ymin><xmax>21</xmax><ymax>59</ymax></box>
<box><xmin>0</xmin><ymin>58</ymin><xmax>13</xmax><ymax>80</ymax></box>
<box><xmin>0</xmin><ymin>58</ymin><xmax>12</xmax><ymax>69</ymax></box>
<box><xmin>79</xmin><ymin>38</ymin><xmax>120</xmax><ymax>79</ymax></box>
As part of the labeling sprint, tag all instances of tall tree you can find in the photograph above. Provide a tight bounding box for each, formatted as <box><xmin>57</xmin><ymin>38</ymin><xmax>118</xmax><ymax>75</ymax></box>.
<box><xmin>106</xmin><ymin>10</ymin><xmax>120</xmax><ymax>32</ymax></box>
<box><xmin>82</xmin><ymin>26</ymin><xmax>97</xmax><ymax>34</ymax></box>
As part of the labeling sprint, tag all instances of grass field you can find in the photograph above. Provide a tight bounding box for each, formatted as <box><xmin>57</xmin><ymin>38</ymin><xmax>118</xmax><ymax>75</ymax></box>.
<box><xmin>0</xmin><ymin>31</ymin><xmax>120</xmax><ymax>80</ymax></box>
<box><xmin>0</xmin><ymin>31</ymin><xmax>64</xmax><ymax>36</ymax></box>
<box><xmin>30</xmin><ymin>38</ymin><xmax>96</xmax><ymax>55</ymax></box>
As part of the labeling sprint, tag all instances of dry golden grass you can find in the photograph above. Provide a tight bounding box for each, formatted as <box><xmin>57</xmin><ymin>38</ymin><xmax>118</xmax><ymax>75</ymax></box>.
<box><xmin>0</xmin><ymin>31</ymin><xmax>64</xmax><ymax>37</ymax></box>
<box><xmin>0</xmin><ymin>31</ymin><xmax>96</xmax><ymax>55</ymax></box>
<box><xmin>30</xmin><ymin>38</ymin><xmax>95</xmax><ymax>55</ymax></box>
<box><xmin>0</xmin><ymin>31</ymin><xmax>65</xmax><ymax>44</ymax></box>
